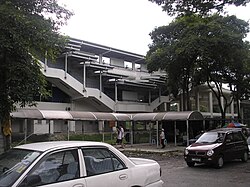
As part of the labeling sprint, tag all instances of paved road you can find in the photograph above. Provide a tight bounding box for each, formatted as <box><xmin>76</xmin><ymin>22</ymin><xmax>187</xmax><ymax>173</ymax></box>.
<box><xmin>123</xmin><ymin>146</ymin><xmax>250</xmax><ymax>187</ymax></box>
<box><xmin>158</xmin><ymin>155</ymin><xmax>250</xmax><ymax>187</ymax></box>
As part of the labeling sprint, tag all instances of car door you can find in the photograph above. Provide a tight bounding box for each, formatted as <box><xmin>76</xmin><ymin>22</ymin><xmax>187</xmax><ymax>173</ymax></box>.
<box><xmin>224</xmin><ymin>132</ymin><xmax>236</xmax><ymax>161</ymax></box>
<box><xmin>17</xmin><ymin>148</ymin><xmax>87</xmax><ymax>187</ymax></box>
<box><xmin>81</xmin><ymin>147</ymin><xmax>131</xmax><ymax>187</ymax></box>
<box><xmin>233</xmin><ymin>131</ymin><xmax>246</xmax><ymax>158</ymax></box>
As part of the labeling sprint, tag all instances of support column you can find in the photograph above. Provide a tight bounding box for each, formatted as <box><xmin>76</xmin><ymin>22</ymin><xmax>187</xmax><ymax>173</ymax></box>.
<box><xmin>209</xmin><ymin>91</ymin><xmax>213</xmax><ymax>118</ymax></box>
<box><xmin>99</xmin><ymin>71</ymin><xmax>102</xmax><ymax>98</ymax></box>
<box><xmin>231</xmin><ymin>96</ymin><xmax>234</xmax><ymax>119</ymax></box>
<box><xmin>203</xmin><ymin>120</ymin><xmax>205</xmax><ymax>131</ymax></box>
<box><xmin>99</xmin><ymin>54</ymin><xmax>103</xmax><ymax>64</ymax></box>
<box><xmin>180</xmin><ymin>94</ymin><xmax>183</xmax><ymax>111</ymax></box>
<box><xmin>164</xmin><ymin>103</ymin><xmax>167</xmax><ymax>111</ymax></box>
<box><xmin>132</xmin><ymin>62</ymin><xmax>135</xmax><ymax>70</ymax></box>
<box><xmin>67</xmin><ymin>121</ymin><xmax>69</xmax><ymax>141</ymax></box>
<box><xmin>195</xmin><ymin>90</ymin><xmax>200</xmax><ymax>111</ymax></box>
<box><xmin>114</xmin><ymin>80</ymin><xmax>117</xmax><ymax>112</ymax></box>
<box><xmin>130</xmin><ymin>121</ymin><xmax>133</xmax><ymax>146</ymax></box>
<box><xmin>156</xmin><ymin>121</ymin><xmax>159</xmax><ymax>148</ymax></box>
<box><xmin>24</xmin><ymin>119</ymin><xmax>27</xmax><ymax>144</ymax></box>
<box><xmin>159</xmin><ymin>88</ymin><xmax>161</xmax><ymax>102</ymax></box>
<box><xmin>49</xmin><ymin>120</ymin><xmax>54</xmax><ymax>134</ymax></box>
<box><xmin>83</xmin><ymin>62</ymin><xmax>86</xmax><ymax>91</ymax></box>
<box><xmin>64</xmin><ymin>53</ymin><xmax>68</xmax><ymax>79</ymax></box>
<box><xmin>186</xmin><ymin>120</ymin><xmax>189</xmax><ymax>146</ymax></box>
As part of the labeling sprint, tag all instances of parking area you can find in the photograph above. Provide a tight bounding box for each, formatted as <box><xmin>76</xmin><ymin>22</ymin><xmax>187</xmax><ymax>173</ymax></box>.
<box><xmin>123</xmin><ymin>145</ymin><xmax>250</xmax><ymax>187</ymax></box>
<box><xmin>159</xmin><ymin>156</ymin><xmax>250</xmax><ymax>187</ymax></box>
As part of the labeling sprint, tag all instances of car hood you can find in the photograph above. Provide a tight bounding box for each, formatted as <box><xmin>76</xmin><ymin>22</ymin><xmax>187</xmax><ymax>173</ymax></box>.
<box><xmin>187</xmin><ymin>143</ymin><xmax>222</xmax><ymax>151</ymax></box>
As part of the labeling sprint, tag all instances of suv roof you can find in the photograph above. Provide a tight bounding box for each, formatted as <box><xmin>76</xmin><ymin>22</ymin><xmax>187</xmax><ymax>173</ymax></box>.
<box><xmin>209</xmin><ymin>128</ymin><xmax>242</xmax><ymax>133</ymax></box>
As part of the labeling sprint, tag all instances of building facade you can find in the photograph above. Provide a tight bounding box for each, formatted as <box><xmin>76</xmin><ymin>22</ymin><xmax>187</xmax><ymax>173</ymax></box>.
<box><xmin>11</xmin><ymin>38</ymin><xmax>249</xmax><ymax>144</ymax></box>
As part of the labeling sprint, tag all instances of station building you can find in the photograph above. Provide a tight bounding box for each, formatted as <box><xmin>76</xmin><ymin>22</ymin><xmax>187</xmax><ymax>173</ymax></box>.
<box><xmin>11</xmin><ymin>38</ymin><xmax>250</xmax><ymax>145</ymax></box>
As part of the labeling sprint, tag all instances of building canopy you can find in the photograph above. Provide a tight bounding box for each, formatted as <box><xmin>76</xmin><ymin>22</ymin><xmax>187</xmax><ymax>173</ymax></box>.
<box><xmin>11</xmin><ymin>109</ymin><xmax>203</xmax><ymax>122</ymax></box>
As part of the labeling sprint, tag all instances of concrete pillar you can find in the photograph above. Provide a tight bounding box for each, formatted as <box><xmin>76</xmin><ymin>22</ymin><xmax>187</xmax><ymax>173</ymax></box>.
<box><xmin>83</xmin><ymin>62</ymin><xmax>86</xmax><ymax>89</ymax></box>
<box><xmin>99</xmin><ymin>71</ymin><xmax>102</xmax><ymax>98</ymax></box>
<box><xmin>195</xmin><ymin>90</ymin><xmax>200</xmax><ymax>111</ymax></box>
<box><xmin>231</xmin><ymin>96</ymin><xmax>234</xmax><ymax>119</ymax></box>
<box><xmin>209</xmin><ymin>91</ymin><xmax>213</xmax><ymax>118</ymax></box>
<box><xmin>64</xmin><ymin>53</ymin><xmax>68</xmax><ymax>79</ymax></box>
<box><xmin>99</xmin><ymin>54</ymin><xmax>103</xmax><ymax>64</ymax></box>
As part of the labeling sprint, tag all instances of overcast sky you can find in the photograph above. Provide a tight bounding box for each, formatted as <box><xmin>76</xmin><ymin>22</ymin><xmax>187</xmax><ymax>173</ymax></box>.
<box><xmin>59</xmin><ymin>0</ymin><xmax>250</xmax><ymax>55</ymax></box>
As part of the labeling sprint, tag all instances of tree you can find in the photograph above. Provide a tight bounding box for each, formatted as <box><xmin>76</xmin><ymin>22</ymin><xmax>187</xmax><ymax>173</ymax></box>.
<box><xmin>146</xmin><ymin>14</ymin><xmax>250</xmax><ymax>125</ymax></box>
<box><xmin>149</xmin><ymin>0</ymin><xmax>249</xmax><ymax>16</ymax></box>
<box><xmin>0</xmin><ymin>0</ymin><xmax>73</xmax><ymax>151</ymax></box>
<box><xmin>195</xmin><ymin>15</ymin><xmax>250</xmax><ymax>124</ymax></box>
<box><xmin>147</xmin><ymin>15</ymin><xmax>210</xmax><ymax>111</ymax></box>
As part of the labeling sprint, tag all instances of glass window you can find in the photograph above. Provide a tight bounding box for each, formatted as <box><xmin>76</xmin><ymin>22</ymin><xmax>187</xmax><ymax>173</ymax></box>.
<box><xmin>0</xmin><ymin>149</ymin><xmax>40</xmax><ymax>187</ymax></box>
<box><xmin>196</xmin><ymin>132</ymin><xmax>225</xmax><ymax>143</ymax></box>
<box><xmin>82</xmin><ymin>148</ymin><xmax>126</xmax><ymax>176</ymax></box>
<box><xmin>234</xmin><ymin>132</ymin><xmax>243</xmax><ymax>142</ymax></box>
<box><xmin>226</xmin><ymin>133</ymin><xmax>233</xmax><ymax>143</ymax></box>
<box><xmin>20</xmin><ymin>149</ymin><xmax>79</xmax><ymax>186</ymax></box>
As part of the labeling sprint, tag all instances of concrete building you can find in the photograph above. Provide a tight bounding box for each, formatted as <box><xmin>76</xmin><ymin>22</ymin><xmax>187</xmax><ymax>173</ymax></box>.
<box><xmin>11</xmin><ymin>38</ymin><xmax>249</xmax><ymax>145</ymax></box>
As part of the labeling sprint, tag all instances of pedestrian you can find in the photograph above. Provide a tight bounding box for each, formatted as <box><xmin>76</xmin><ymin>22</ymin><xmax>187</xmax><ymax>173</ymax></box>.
<box><xmin>160</xmin><ymin>128</ymin><xmax>166</xmax><ymax>149</ymax></box>
<box><xmin>116</xmin><ymin>125</ymin><xmax>125</xmax><ymax>148</ymax></box>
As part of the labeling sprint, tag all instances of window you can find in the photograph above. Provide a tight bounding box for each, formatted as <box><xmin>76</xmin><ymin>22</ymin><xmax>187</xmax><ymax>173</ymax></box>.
<box><xmin>226</xmin><ymin>133</ymin><xmax>233</xmax><ymax>143</ymax></box>
<box><xmin>0</xmin><ymin>149</ymin><xmax>40</xmax><ymax>187</ymax></box>
<box><xmin>233</xmin><ymin>132</ymin><xmax>243</xmax><ymax>142</ymax></box>
<box><xmin>82</xmin><ymin>148</ymin><xmax>126</xmax><ymax>176</ymax></box>
<box><xmin>20</xmin><ymin>149</ymin><xmax>79</xmax><ymax>186</ymax></box>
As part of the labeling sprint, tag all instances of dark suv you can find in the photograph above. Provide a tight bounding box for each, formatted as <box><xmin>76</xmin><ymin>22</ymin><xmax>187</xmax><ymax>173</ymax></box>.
<box><xmin>184</xmin><ymin>128</ymin><xmax>248</xmax><ymax>168</ymax></box>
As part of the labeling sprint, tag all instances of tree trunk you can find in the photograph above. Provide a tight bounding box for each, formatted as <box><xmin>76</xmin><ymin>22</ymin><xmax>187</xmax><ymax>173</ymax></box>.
<box><xmin>0</xmin><ymin>132</ymin><xmax>5</xmax><ymax>153</ymax></box>
<box><xmin>1</xmin><ymin>113</ymin><xmax>12</xmax><ymax>152</ymax></box>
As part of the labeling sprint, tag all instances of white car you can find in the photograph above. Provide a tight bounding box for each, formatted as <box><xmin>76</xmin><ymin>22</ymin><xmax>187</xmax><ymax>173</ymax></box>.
<box><xmin>0</xmin><ymin>141</ymin><xmax>163</xmax><ymax>187</ymax></box>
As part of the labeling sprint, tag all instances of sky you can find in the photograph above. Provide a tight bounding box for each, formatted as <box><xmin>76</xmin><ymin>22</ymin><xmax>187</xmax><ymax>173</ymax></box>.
<box><xmin>59</xmin><ymin>0</ymin><xmax>250</xmax><ymax>56</ymax></box>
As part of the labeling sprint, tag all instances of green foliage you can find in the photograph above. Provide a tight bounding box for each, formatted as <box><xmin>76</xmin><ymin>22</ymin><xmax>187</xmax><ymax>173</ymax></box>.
<box><xmin>0</xmin><ymin>0</ymin><xmax>73</xmax><ymax>121</ymax></box>
<box><xmin>149</xmin><ymin>0</ymin><xmax>249</xmax><ymax>16</ymax></box>
<box><xmin>146</xmin><ymin>14</ymin><xmax>250</xmax><ymax>118</ymax></box>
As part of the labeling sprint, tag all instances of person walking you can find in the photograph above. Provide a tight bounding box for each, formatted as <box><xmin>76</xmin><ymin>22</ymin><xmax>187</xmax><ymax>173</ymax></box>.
<box><xmin>116</xmin><ymin>125</ymin><xmax>125</xmax><ymax>148</ymax></box>
<box><xmin>160</xmin><ymin>128</ymin><xmax>166</xmax><ymax>149</ymax></box>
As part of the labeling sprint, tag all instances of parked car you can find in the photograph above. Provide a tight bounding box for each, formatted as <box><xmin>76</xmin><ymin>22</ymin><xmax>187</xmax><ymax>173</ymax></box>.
<box><xmin>0</xmin><ymin>141</ymin><xmax>163</xmax><ymax>187</ymax></box>
<box><xmin>184</xmin><ymin>128</ymin><xmax>249</xmax><ymax>168</ymax></box>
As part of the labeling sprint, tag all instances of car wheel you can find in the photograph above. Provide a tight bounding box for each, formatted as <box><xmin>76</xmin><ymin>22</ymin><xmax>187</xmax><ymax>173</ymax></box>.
<box><xmin>186</xmin><ymin>162</ymin><xmax>195</xmax><ymax>167</ymax></box>
<box><xmin>241</xmin><ymin>151</ymin><xmax>248</xmax><ymax>162</ymax></box>
<box><xmin>215</xmin><ymin>155</ymin><xmax>224</xmax><ymax>169</ymax></box>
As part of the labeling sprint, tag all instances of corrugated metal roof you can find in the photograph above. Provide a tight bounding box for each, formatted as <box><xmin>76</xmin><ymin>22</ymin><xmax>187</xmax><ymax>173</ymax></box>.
<box><xmin>132</xmin><ymin>111</ymin><xmax>203</xmax><ymax>121</ymax></box>
<box><xmin>11</xmin><ymin>109</ymin><xmax>43</xmax><ymax>119</ymax></box>
<box><xmin>11</xmin><ymin>110</ymin><xmax>203</xmax><ymax>121</ymax></box>
<box><xmin>132</xmin><ymin>113</ymin><xmax>159</xmax><ymax>121</ymax></box>
<box><xmin>69</xmin><ymin>111</ymin><xmax>97</xmax><ymax>121</ymax></box>
<box><xmin>162</xmin><ymin>111</ymin><xmax>204</xmax><ymax>121</ymax></box>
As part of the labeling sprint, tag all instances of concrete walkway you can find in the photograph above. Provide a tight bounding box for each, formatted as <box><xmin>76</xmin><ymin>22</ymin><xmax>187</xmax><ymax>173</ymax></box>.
<box><xmin>116</xmin><ymin>143</ymin><xmax>186</xmax><ymax>154</ymax></box>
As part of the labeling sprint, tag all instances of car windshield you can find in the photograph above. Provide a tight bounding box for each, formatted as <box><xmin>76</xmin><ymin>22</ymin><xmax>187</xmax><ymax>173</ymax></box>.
<box><xmin>196</xmin><ymin>132</ymin><xmax>225</xmax><ymax>144</ymax></box>
<box><xmin>0</xmin><ymin>148</ymin><xmax>41</xmax><ymax>187</ymax></box>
